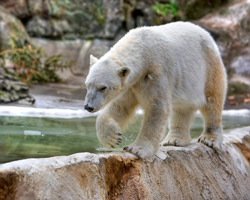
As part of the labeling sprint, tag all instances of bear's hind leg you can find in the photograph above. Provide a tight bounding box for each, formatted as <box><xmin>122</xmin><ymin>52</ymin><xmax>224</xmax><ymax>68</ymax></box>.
<box><xmin>162</xmin><ymin>107</ymin><xmax>195</xmax><ymax>146</ymax></box>
<box><xmin>198</xmin><ymin>100</ymin><xmax>224</xmax><ymax>149</ymax></box>
<box><xmin>198</xmin><ymin>47</ymin><xmax>227</xmax><ymax>149</ymax></box>
<box><xmin>96</xmin><ymin>90</ymin><xmax>138</xmax><ymax>148</ymax></box>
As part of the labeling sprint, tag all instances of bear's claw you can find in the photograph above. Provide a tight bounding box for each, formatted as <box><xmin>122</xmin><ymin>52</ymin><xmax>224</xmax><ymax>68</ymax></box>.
<box><xmin>198</xmin><ymin>134</ymin><xmax>222</xmax><ymax>149</ymax></box>
<box><xmin>123</xmin><ymin>146</ymin><xmax>128</xmax><ymax>150</ymax></box>
<box><xmin>162</xmin><ymin>139</ymin><xmax>179</xmax><ymax>146</ymax></box>
<box><xmin>99</xmin><ymin>132</ymin><xmax>122</xmax><ymax>148</ymax></box>
<box><xmin>123</xmin><ymin>142</ymin><xmax>155</xmax><ymax>160</ymax></box>
<box><xmin>161</xmin><ymin>136</ymin><xmax>190</xmax><ymax>147</ymax></box>
<box><xmin>97</xmin><ymin>119</ymin><xmax>123</xmax><ymax>148</ymax></box>
<box><xmin>108</xmin><ymin>134</ymin><xmax>122</xmax><ymax>148</ymax></box>
<box><xmin>123</xmin><ymin>146</ymin><xmax>141</xmax><ymax>157</ymax></box>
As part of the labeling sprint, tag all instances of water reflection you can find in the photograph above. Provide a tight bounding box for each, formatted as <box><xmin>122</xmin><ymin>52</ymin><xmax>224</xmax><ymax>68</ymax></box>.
<box><xmin>0</xmin><ymin>111</ymin><xmax>249</xmax><ymax>163</ymax></box>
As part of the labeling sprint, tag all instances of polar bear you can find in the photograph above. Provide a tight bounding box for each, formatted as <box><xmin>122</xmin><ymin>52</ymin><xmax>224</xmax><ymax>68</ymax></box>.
<box><xmin>84</xmin><ymin>22</ymin><xmax>227</xmax><ymax>159</ymax></box>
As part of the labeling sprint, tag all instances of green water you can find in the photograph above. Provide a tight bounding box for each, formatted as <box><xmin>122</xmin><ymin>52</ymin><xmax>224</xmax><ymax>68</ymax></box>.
<box><xmin>0</xmin><ymin>113</ymin><xmax>250</xmax><ymax>163</ymax></box>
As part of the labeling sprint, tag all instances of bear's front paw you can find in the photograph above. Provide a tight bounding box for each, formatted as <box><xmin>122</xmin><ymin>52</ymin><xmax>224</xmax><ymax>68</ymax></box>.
<box><xmin>123</xmin><ymin>140</ymin><xmax>156</xmax><ymax>160</ymax></box>
<box><xmin>161</xmin><ymin>135</ymin><xmax>191</xmax><ymax>146</ymax></box>
<box><xmin>198</xmin><ymin>134</ymin><xmax>222</xmax><ymax>149</ymax></box>
<box><xmin>97</xmin><ymin>119</ymin><xmax>122</xmax><ymax>148</ymax></box>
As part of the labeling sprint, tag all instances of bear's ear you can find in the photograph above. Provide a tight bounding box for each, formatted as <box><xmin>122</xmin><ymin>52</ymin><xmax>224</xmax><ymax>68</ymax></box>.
<box><xmin>118</xmin><ymin>67</ymin><xmax>130</xmax><ymax>78</ymax></box>
<box><xmin>90</xmin><ymin>55</ymin><xmax>99</xmax><ymax>67</ymax></box>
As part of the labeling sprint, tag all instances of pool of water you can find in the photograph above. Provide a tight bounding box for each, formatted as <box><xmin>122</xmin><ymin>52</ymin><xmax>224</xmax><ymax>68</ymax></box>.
<box><xmin>0</xmin><ymin>108</ymin><xmax>250</xmax><ymax>163</ymax></box>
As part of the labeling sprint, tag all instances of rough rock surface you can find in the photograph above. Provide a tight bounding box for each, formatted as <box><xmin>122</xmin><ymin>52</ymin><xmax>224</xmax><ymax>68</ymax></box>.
<box><xmin>0</xmin><ymin>0</ymin><xmax>124</xmax><ymax>40</ymax></box>
<box><xmin>0</xmin><ymin>0</ymin><xmax>231</xmax><ymax>40</ymax></box>
<box><xmin>0</xmin><ymin>6</ymin><xmax>34</xmax><ymax>104</ymax></box>
<box><xmin>196</xmin><ymin>0</ymin><xmax>250</xmax><ymax>78</ymax></box>
<box><xmin>0</xmin><ymin>127</ymin><xmax>249</xmax><ymax>200</ymax></box>
<box><xmin>0</xmin><ymin>6</ymin><xmax>30</xmax><ymax>51</ymax></box>
<box><xmin>0</xmin><ymin>68</ymin><xmax>35</xmax><ymax>104</ymax></box>
<box><xmin>176</xmin><ymin>0</ymin><xmax>231</xmax><ymax>20</ymax></box>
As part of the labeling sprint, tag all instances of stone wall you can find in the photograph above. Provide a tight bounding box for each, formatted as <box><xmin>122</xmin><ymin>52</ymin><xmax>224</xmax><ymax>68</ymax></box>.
<box><xmin>0</xmin><ymin>0</ymin><xmax>231</xmax><ymax>40</ymax></box>
<box><xmin>0</xmin><ymin>0</ymin><xmax>124</xmax><ymax>40</ymax></box>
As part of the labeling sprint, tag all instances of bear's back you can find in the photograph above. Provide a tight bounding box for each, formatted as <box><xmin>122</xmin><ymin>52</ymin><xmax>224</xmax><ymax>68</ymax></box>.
<box><xmin>127</xmin><ymin>22</ymin><xmax>218</xmax><ymax>54</ymax></box>
<box><xmin>107</xmin><ymin>22</ymin><xmax>223</xmax><ymax>108</ymax></box>
<box><xmin>132</xmin><ymin>22</ymin><xmax>219</xmax><ymax>107</ymax></box>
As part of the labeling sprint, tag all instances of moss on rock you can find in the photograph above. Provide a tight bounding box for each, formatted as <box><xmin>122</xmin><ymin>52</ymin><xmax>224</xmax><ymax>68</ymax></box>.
<box><xmin>0</xmin><ymin>6</ymin><xmax>30</xmax><ymax>51</ymax></box>
<box><xmin>228</xmin><ymin>82</ymin><xmax>250</xmax><ymax>96</ymax></box>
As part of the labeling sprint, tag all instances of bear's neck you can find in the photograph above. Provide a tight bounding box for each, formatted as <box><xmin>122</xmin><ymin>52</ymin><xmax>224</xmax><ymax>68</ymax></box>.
<box><xmin>105</xmin><ymin>42</ymin><xmax>149</xmax><ymax>87</ymax></box>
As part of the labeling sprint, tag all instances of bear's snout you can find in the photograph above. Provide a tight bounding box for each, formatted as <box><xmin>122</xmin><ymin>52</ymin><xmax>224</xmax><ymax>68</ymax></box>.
<box><xmin>84</xmin><ymin>104</ymin><xmax>94</xmax><ymax>112</ymax></box>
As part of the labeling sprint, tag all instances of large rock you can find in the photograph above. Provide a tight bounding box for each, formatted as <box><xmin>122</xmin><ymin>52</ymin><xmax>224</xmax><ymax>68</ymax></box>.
<box><xmin>195</xmin><ymin>0</ymin><xmax>250</xmax><ymax>79</ymax></box>
<box><xmin>1</xmin><ymin>0</ymin><xmax>155</xmax><ymax>38</ymax></box>
<box><xmin>0</xmin><ymin>127</ymin><xmax>249</xmax><ymax>200</ymax></box>
<box><xmin>0</xmin><ymin>0</ymin><xmax>124</xmax><ymax>40</ymax></box>
<box><xmin>0</xmin><ymin>6</ymin><xmax>30</xmax><ymax>51</ymax></box>
<box><xmin>0</xmin><ymin>6</ymin><xmax>34</xmax><ymax>104</ymax></box>
<box><xmin>0</xmin><ymin>0</ymin><xmax>28</xmax><ymax>18</ymax></box>
<box><xmin>175</xmin><ymin>0</ymin><xmax>231</xmax><ymax>20</ymax></box>
<box><xmin>0</xmin><ymin>0</ymin><xmax>231</xmax><ymax>40</ymax></box>
<box><xmin>123</xmin><ymin>0</ymin><xmax>231</xmax><ymax>29</ymax></box>
<box><xmin>0</xmin><ymin>68</ymin><xmax>35</xmax><ymax>104</ymax></box>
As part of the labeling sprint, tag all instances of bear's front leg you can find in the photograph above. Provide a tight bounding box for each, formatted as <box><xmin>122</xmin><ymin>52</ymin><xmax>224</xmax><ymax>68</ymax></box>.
<box><xmin>96</xmin><ymin>112</ymin><xmax>122</xmax><ymax>148</ymax></box>
<box><xmin>124</xmin><ymin>105</ymin><xmax>168</xmax><ymax>160</ymax></box>
<box><xmin>96</xmin><ymin>90</ymin><xmax>138</xmax><ymax>148</ymax></box>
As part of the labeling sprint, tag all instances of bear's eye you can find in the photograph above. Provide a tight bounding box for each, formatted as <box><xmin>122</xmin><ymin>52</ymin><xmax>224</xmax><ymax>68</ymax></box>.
<box><xmin>100</xmin><ymin>86</ymin><xmax>107</xmax><ymax>91</ymax></box>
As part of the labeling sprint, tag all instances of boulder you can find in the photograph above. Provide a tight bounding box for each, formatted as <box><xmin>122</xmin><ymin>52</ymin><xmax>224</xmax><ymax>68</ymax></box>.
<box><xmin>0</xmin><ymin>6</ymin><xmax>30</xmax><ymax>51</ymax></box>
<box><xmin>0</xmin><ymin>127</ymin><xmax>249</xmax><ymax>200</ymax></box>
<box><xmin>0</xmin><ymin>68</ymin><xmax>35</xmax><ymax>104</ymax></box>
<box><xmin>0</xmin><ymin>0</ymin><xmax>28</xmax><ymax>18</ymax></box>
<box><xmin>175</xmin><ymin>0</ymin><xmax>231</xmax><ymax>20</ymax></box>
<box><xmin>195</xmin><ymin>0</ymin><xmax>250</xmax><ymax>79</ymax></box>
<box><xmin>0</xmin><ymin>0</ymin><xmax>124</xmax><ymax>40</ymax></box>
<box><xmin>0</xmin><ymin>6</ymin><xmax>34</xmax><ymax>104</ymax></box>
<box><xmin>123</xmin><ymin>0</ymin><xmax>231</xmax><ymax>29</ymax></box>
<box><xmin>0</xmin><ymin>0</ymin><xmax>235</xmax><ymax>40</ymax></box>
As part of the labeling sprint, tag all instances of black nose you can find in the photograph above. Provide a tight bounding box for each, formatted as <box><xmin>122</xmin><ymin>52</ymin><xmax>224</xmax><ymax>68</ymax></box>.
<box><xmin>84</xmin><ymin>104</ymin><xmax>94</xmax><ymax>112</ymax></box>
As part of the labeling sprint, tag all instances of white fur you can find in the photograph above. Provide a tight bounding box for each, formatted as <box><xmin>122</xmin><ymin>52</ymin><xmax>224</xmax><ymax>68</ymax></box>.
<box><xmin>84</xmin><ymin>22</ymin><xmax>227</xmax><ymax>159</ymax></box>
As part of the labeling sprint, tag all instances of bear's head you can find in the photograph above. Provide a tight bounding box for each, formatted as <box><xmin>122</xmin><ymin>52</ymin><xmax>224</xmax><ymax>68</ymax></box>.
<box><xmin>84</xmin><ymin>55</ymin><xmax>130</xmax><ymax>113</ymax></box>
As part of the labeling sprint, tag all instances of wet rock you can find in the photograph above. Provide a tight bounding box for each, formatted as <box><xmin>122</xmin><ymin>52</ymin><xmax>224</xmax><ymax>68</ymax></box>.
<box><xmin>0</xmin><ymin>6</ymin><xmax>30</xmax><ymax>51</ymax></box>
<box><xmin>195</xmin><ymin>0</ymin><xmax>250</xmax><ymax>79</ymax></box>
<box><xmin>0</xmin><ymin>68</ymin><xmax>35</xmax><ymax>104</ymax></box>
<box><xmin>0</xmin><ymin>127</ymin><xmax>249</xmax><ymax>199</ymax></box>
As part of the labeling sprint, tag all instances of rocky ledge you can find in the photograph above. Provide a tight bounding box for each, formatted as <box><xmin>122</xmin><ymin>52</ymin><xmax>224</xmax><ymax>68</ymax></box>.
<box><xmin>0</xmin><ymin>68</ymin><xmax>35</xmax><ymax>104</ymax></box>
<box><xmin>0</xmin><ymin>127</ymin><xmax>250</xmax><ymax>200</ymax></box>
